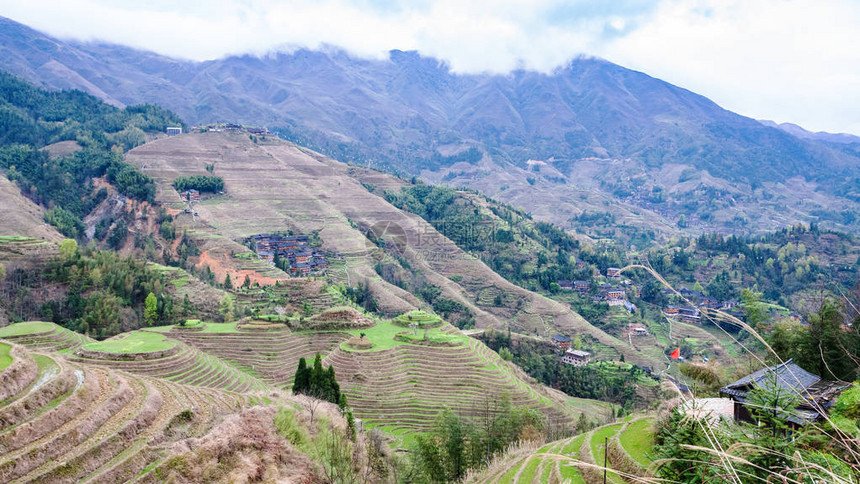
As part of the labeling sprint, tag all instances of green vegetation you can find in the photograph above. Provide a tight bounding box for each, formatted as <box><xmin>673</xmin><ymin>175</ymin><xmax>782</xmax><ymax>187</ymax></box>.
<box><xmin>0</xmin><ymin>72</ymin><xmax>183</xmax><ymax>237</ymax></box>
<box><xmin>392</xmin><ymin>310</ymin><xmax>442</xmax><ymax>328</ymax></box>
<box><xmin>411</xmin><ymin>398</ymin><xmax>544</xmax><ymax>482</ymax></box>
<box><xmin>172</xmin><ymin>175</ymin><xmax>224</xmax><ymax>193</ymax></box>
<box><xmin>618</xmin><ymin>418</ymin><xmax>654</xmax><ymax>466</ymax></box>
<box><xmin>0</xmin><ymin>321</ymin><xmax>57</xmax><ymax>337</ymax></box>
<box><xmin>384</xmin><ymin>185</ymin><xmax>588</xmax><ymax>293</ymax></box>
<box><xmin>81</xmin><ymin>331</ymin><xmax>175</xmax><ymax>354</ymax></box>
<box><xmin>768</xmin><ymin>298</ymin><xmax>860</xmax><ymax>381</ymax></box>
<box><xmin>338</xmin><ymin>318</ymin><xmax>468</xmax><ymax>353</ymax></box>
<box><xmin>590</xmin><ymin>423</ymin><xmax>623</xmax><ymax>482</ymax></box>
<box><xmin>177</xmin><ymin>319</ymin><xmax>203</xmax><ymax>328</ymax></box>
<box><xmin>482</xmin><ymin>329</ymin><xmax>651</xmax><ymax>411</ymax></box>
<box><xmin>393</xmin><ymin>331</ymin><xmax>459</xmax><ymax>345</ymax></box>
<box><xmin>651</xmin><ymin>379</ymin><xmax>855</xmax><ymax>482</ymax></box>
<box><xmin>0</xmin><ymin>342</ymin><xmax>11</xmax><ymax>371</ymax></box>
<box><xmin>2</xmin><ymin>244</ymin><xmax>175</xmax><ymax>338</ymax></box>
<box><xmin>292</xmin><ymin>353</ymin><xmax>342</xmax><ymax>406</ymax></box>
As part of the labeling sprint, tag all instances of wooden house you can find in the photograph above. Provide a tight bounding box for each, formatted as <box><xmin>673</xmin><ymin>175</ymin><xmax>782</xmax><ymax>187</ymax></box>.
<box><xmin>719</xmin><ymin>360</ymin><xmax>847</xmax><ymax>427</ymax></box>
<box><xmin>551</xmin><ymin>334</ymin><xmax>571</xmax><ymax>350</ymax></box>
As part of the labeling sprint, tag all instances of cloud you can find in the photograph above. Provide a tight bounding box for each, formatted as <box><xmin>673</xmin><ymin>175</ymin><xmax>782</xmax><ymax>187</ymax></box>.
<box><xmin>601</xmin><ymin>0</ymin><xmax>860</xmax><ymax>135</ymax></box>
<box><xmin>0</xmin><ymin>0</ymin><xmax>857</xmax><ymax>133</ymax></box>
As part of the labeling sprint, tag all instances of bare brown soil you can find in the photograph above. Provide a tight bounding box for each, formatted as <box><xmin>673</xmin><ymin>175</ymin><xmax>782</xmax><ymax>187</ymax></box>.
<box><xmin>0</xmin><ymin>175</ymin><xmax>63</xmax><ymax>242</ymax></box>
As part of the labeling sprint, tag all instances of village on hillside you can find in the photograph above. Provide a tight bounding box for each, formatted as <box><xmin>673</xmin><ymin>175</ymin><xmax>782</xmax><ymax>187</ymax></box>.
<box><xmin>247</xmin><ymin>233</ymin><xmax>329</xmax><ymax>276</ymax></box>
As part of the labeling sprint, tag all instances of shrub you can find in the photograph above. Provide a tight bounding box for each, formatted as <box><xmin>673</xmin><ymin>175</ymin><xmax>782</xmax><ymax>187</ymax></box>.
<box><xmin>274</xmin><ymin>407</ymin><xmax>306</xmax><ymax>446</ymax></box>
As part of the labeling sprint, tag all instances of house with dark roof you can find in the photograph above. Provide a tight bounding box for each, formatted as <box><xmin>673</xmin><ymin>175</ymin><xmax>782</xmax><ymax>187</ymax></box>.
<box><xmin>551</xmin><ymin>334</ymin><xmax>571</xmax><ymax>351</ymax></box>
<box><xmin>719</xmin><ymin>359</ymin><xmax>848</xmax><ymax>426</ymax></box>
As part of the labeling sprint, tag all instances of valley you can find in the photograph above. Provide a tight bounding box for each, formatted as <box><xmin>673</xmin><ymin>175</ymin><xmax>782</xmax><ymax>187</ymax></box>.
<box><xmin>0</xmin><ymin>11</ymin><xmax>858</xmax><ymax>482</ymax></box>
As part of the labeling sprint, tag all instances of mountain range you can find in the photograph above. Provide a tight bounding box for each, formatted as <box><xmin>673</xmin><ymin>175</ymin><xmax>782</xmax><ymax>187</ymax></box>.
<box><xmin>1</xmin><ymin>15</ymin><xmax>858</xmax><ymax>241</ymax></box>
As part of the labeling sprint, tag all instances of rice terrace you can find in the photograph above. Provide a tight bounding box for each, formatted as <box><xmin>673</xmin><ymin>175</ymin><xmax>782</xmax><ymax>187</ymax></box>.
<box><xmin>2</xmin><ymin>6</ymin><xmax>860</xmax><ymax>483</ymax></box>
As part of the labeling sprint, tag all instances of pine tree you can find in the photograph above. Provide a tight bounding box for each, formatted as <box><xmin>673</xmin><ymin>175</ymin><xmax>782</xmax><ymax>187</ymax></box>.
<box><xmin>310</xmin><ymin>353</ymin><xmax>325</xmax><ymax>396</ymax></box>
<box><xmin>242</xmin><ymin>274</ymin><xmax>251</xmax><ymax>288</ymax></box>
<box><xmin>293</xmin><ymin>357</ymin><xmax>310</xmax><ymax>394</ymax></box>
<box><xmin>327</xmin><ymin>365</ymin><xmax>340</xmax><ymax>403</ymax></box>
<box><xmin>224</xmin><ymin>273</ymin><xmax>233</xmax><ymax>290</ymax></box>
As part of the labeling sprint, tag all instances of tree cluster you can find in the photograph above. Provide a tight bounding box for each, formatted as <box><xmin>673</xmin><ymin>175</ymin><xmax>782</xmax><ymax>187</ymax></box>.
<box><xmin>0</xmin><ymin>72</ymin><xmax>182</xmax><ymax>238</ymax></box>
<box><xmin>292</xmin><ymin>353</ymin><xmax>342</xmax><ymax>405</ymax></box>
<box><xmin>482</xmin><ymin>330</ymin><xmax>643</xmax><ymax>411</ymax></box>
<box><xmin>769</xmin><ymin>298</ymin><xmax>860</xmax><ymax>381</ymax></box>
<box><xmin>410</xmin><ymin>397</ymin><xmax>544</xmax><ymax>482</ymax></box>
<box><xmin>172</xmin><ymin>175</ymin><xmax>225</xmax><ymax>193</ymax></box>
<box><xmin>1</xmin><ymin>240</ymin><xmax>178</xmax><ymax>338</ymax></box>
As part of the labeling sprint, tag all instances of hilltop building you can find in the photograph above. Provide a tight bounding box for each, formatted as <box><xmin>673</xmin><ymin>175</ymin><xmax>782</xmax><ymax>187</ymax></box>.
<box><xmin>166</xmin><ymin>126</ymin><xmax>182</xmax><ymax>136</ymax></box>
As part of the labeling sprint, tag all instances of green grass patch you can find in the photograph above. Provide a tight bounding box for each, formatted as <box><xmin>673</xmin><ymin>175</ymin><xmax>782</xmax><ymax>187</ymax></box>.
<box><xmin>0</xmin><ymin>321</ymin><xmax>57</xmax><ymax>337</ymax></box>
<box><xmin>82</xmin><ymin>331</ymin><xmax>176</xmax><ymax>354</ymax></box>
<box><xmin>394</xmin><ymin>331</ymin><xmax>460</xmax><ymax>345</ymax></box>
<box><xmin>519</xmin><ymin>456</ymin><xmax>541</xmax><ymax>482</ymax></box>
<box><xmin>338</xmin><ymin>319</ymin><xmax>469</xmax><ymax>352</ymax></box>
<box><xmin>199</xmin><ymin>322</ymin><xmax>241</xmax><ymax>333</ymax></box>
<box><xmin>0</xmin><ymin>342</ymin><xmax>12</xmax><ymax>371</ymax></box>
<box><xmin>497</xmin><ymin>458</ymin><xmax>524</xmax><ymax>484</ymax></box>
<box><xmin>176</xmin><ymin>319</ymin><xmax>203</xmax><ymax>328</ymax></box>
<box><xmin>561</xmin><ymin>433</ymin><xmax>587</xmax><ymax>455</ymax></box>
<box><xmin>590</xmin><ymin>424</ymin><xmax>624</xmax><ymax>483</ymax></box>
<box><xmin>559</xmin><ymin>462</ymin><xmax>587</xmax><ymax>484</ymax></box>
<box><xmin>0</xmin><ymin>235</ymin><xmax>44</xmax><ymax>243</ymax></box>
<box><xmin>618</xmin><ymin>418</ymin><xmax>654</xmax><ymax>466</ymax></box>
<box><xmin>392</xmin><ymin>310</ymin><xmax>442</xmax><ymax>327</ymax></box>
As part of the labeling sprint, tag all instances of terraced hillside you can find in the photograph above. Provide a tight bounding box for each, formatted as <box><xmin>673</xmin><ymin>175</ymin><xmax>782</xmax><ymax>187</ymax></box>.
<box><xmin>158</xmin><ymin>322</ymin><xmax>349</xmax><ymax>390</ymax></box>
<box><xmin>2</xmin><ymin>323</ymin><xmax>271</xmax><ymax>395</ymax></box>
<box><xmin>0</xmin><ymin>341</ymin><xmax>253</xmax><ymax>483</ymax></box>
<box><xmin>127</xmin><ymin>131</ymin><xmax>659</xmax><ymax>367</ymax></box>
<box><xmin>473</xmin><ymin>417</ymin><xmax>655</xmax><ymax>484</ymax></box>
<box><xmin>328</xmin><ymin>334</ymin><xmax>577</xmax><ymax>444</ymax></box>
<box><xmin>154</xmin><ymin>316</ymin><xmax>579</xmax><ymax>445</ymax></box>
<box><xmin>0</xmin><ymin>322</ymin><xmax>94</xmax><ymax>354</ymax></box>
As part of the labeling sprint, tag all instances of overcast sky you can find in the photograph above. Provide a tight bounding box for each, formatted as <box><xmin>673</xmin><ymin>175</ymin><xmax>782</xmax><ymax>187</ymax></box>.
<box><xmin>1</xmin><ymin>0</ymin><xmax>859</xmax><ymax>135</ymax></box>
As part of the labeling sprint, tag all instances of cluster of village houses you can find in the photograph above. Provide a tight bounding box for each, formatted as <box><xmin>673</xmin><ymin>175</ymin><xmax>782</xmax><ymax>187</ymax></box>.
<box><xmin>195</xmin><ymin>123</ymin><xmax>269</xmax><ymax>135</ymax></box>
<box><xmin>551</xmin><ymin>267</ymin><xmax>745</xmax><ymax>368</ymax></box>
<box><xmin>552</xmin><ymin>267</ymin><xmax>847</xmax><ymax>428</ymax></box>
<box><xmin>248</xmin><ymin>234</ymin><xmax>328</xmax><ymax>276</ymax></box>
<box><xmin>558</xmin><ymin>267</ymin><xmax>639</xmax><ymax>313</ymax></box>
<box><xmin>660</xmin><ymin>286</ymin><xmax>740</xmax><ymax>324</ymax></box>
